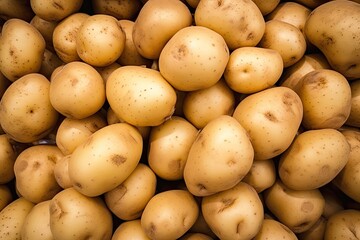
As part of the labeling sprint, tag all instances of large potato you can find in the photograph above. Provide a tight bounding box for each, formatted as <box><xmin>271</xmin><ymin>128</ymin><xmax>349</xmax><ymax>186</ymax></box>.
<box><xmin>184</xmin><ymin>115</ymin><xmax>254</xmax><ymax>197</ymax></box>
<box><xmin>159</xmin><ymin>26</ymin><xmax>230</xmax><ymax>91</ymax></box>
<box><xmin>324</xmin><ymin>209</ymin><xmax>360</xmax><ymax>240</ymax></box>
<box><xmin>304</xmin><ymin>0</ymin><xmax>360</xmax><ymax>78</ymax></box>
<box><xmin>0</xmin><ymin>19</ymin><xmax>45</xmax><ymax>81</ymax></box>
<box><xmin>233</xmin><ymin>86</ymin><xmax>303</xmax><ymax>160</ymax></box>
<box><xmin>202</xmin><ymin>182</ymin><xmax>264</xmax><ymax>240</ymax></box>
<box><xmin>106</xmin><ymin>66</ymin><xmax>177</xmax><ymax>127</ymax></box>
<box><xmin>279</xmin><ymin>129</ymin><xmax>350</xmax><ymax>191</ymax></box>
<box><xmin>345</xmin><ymin>79</ymin><xmax>360</xmax><ymax>127</ymax></box>
<box><xmin>194</xmin><ymin>0</ymin><xmax>265</xmax><ymax>50</ymax></box>
<box><xmin>0</xmin><ymin>73</ymin><xmax>59</xmax><ymax>143</ymax></box>
<box><xmin>141</xmin><ymin>189</ymin><xmax>199</xmax><ymax>240</ymax></box>
<box><xmin>30</xmin><ymin>0</ymin><xmax>83</xmax><ymax>22</ymax></box>
<box><xmin>0</xmin><ymin>134</ymin><xmax>16</xmax><ymax>184</ymax></box>
<box><xmin>69</xmin><ymin>123</ymin><xmax>143</xmax><ymax>197</ymax></box>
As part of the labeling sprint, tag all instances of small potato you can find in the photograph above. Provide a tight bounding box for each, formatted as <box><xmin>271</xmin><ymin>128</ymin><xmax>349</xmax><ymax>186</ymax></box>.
<box><xmin>49</xmin><ymin>61</ymin><xmax>106</xmax><ymax>119</ymax></box>
<box><xmin>49</xmin><ymin>188</ymin><xmax>113</xmax><ymax>240</ymax></box>
<box><xmin>106</xmin><ymin>66</ymin><xmax>177</xmax><ymax>127</ymax></box>
<box><xmin>132</xmin><ymin>0</ymin><xmax>192</xmax><ymax>59</ymax></box>
<box><xmin>233</xmin><ymin>86</ymin><xmax>303</xmax><ymax>160</ymax></box>
<box><xmin>54</xmin><ymin>155</ymin><xmax>72</xmax><ymax>189</ymax></box>
<box><xmin>258</xmin><ymin>20</ymin><xmax>306</xmax><ymax>67</ymax></box>
<box><xmin>194</xmin><ymin>0</ymin><xmax>265</xmax><ymax>50</ymax></box>
<box><xmin>96</xmin><ymin>62</ymin><xmax>121</xmax><ymax>85</ymax></box>
<box><xmin>345</xmin><ymin>79</ymin><xmax>360</xmax><ymax>127</ymax></box>
<box><xmin>69</xmin><ymin>123</ymin><xmax>143</xmax><ymax>197</ymax></box>
<box><xmin>242</xmin><ymin>159</ymin><xmax>277</xmax><ymax>193</ymax></box>
<box><xmin>39</xmin><ymin>48</ymin><xmax>64</xmax><ymax>79</ymax></box>
<box><xmin>0</xmin><ymin>197</ymin><xmax>35</xmax><ymax>240</ymax></box>
<box><xmin>263</xmin><ymin>180</ymin><xmax>325</xmax><ymax>233</ymax></box>
<box><xmin>294</xmin><ymin>69</ymin><xmax>352</xmax><ymax>129</ymax></box>
<box><xmin>30</xmin><ymin>15</ymin><xmax>58</xmax><ymax>51</ymax></box>
<box><xmin>0</xmin><ymin>0</ymin><xmax>34</xmax><ymax>22</ymax></box>
<box><xmin>224</xmin><ymin>47</ymin><xmax>283</xmax><ymax>94</ymax></box>
<box><xmin>201</xmin><ymin>182</ymin><xmax>264</xmax><ymax>240</ymax></box>
<box><xmin>182</xmin><ymin>80</ymin><xmax>235</xmax><ymax>129</ymax></box>
<box><xmin>296</xmin><ymin>217</ymin><xmax>327</xmax><ymax>240</ymax></box>
<box><xmin>30</xmin><ymin>0</ymin><xmax>83</xmax><ymax>22</ymax></box>
<box><xmin>112</xmin><ymin>219</ymin><xmax>151</xmax><ymax>240</ymax></box>
<box><xmin>253</xmin><ymin>219</ymin><xmax>297</xmax><ymax>240</ymax></box>
<box><xmin>21</xmin><ymin>200</ymin><xmax>53</xmax><ymax>240</ymax></box>
<box><xmin>324</xmin><ymin>209</ymin><xmax>360</xmax><ymax>240</ymax></box>
<box><xmin>0</xmin><ymin>185</ymin><xmax>12</xmax><ymax>212</ymax></box>
<box><xmin>55</xmin><ymin>112</ymin><xmax>107</xmax><ymax>155</ymax></box>
<box><xmin>92</xmin><ymin>0</ymin><xmax>142</xmax><ymax>20</ymax></box>
<box><xmin>104</xmin><ymin>163</ymin><xmax>157</xmax><ymax>220</ymax></box>
<box><xmin>252</xmin><ymin>0</ymin><xmax>280</xmax><ymax>15</ymax></box>
<box><xmin>279</xmin><ymin>129</ymin><xmax>350</xmax><ymax>191</ymax></box>
<box><xmin>184</xmin><ymin>115</ymin><xmax>254</xmax><ymax>197</ymax></box>
<box><xmin>14</xmin><ymin>145</ymin><xmax>64</xmax><ymax>203</ymax></box>
<box><xmin>141</xmin><ymin>189</ymin><xmax>199</xmax><ymax>240</ymax></box>
<box><xmin>0</xmin><ymin>134</ymin><xmax>16</xmax><ymax>184</ymax></box>
<box><xmin>148</xmin><ymin>116</ymin><xmax>198</xmax><ymax>181</ymax></box>
<box><xmin>52</xmin><ymin>12</ymin><xmax>90</xmax><ymax>63</ymax></box>
<box><xmin>0</xmin><ymin>19</ymin><xmax>45</xmax><ymax>81</ymax></box>
<box><xmin>0</xmin><ymin>73</ymin><xmax>59</xmax><ymax>143</ymax></box>
<box><xmin>159</xmin><ymin>26</ymin><xmax>230</xmax><ymax>91</ymax></box>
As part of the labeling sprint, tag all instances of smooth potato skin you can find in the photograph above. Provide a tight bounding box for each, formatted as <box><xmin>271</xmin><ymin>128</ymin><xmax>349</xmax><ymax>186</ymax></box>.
<box><xmin>0</xmin><ymin>134</ymin><xmax>16</xmax><ymax>184</ymax></box>
<box><xmin>346</xmin><ymin>79</ymin><xmax>360</xmax><ymax>127</ymax></box>
<box><xmin>253</xmin><ymin>219</ymin><xmax>297</xmax><ymax>240</ymax></box>
<box><xmin>324</xmin><ymin>209</ymin><xmax>360</xmax><ymax>240</ymax></box>
<box><xmin>30</xmin><ymin>0</ymin><xmax>83</xmax><ymax>22</ymax></box>
<box><xmin>0</xmin><ymin>185</ymin><xmax>12</xmax><ymax>212</ymax></box>
<box><xmin>112</xmin><ymin>220</ymin><xmax>151</xmax><ymax>240</ymax></box>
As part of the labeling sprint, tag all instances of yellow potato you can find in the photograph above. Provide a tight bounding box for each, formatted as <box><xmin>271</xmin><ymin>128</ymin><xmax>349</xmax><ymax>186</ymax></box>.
<box><xmin>184</xmin><ymin>115</ymin><xmax>254</xmax><ymax>196</ymax></box>
<box><xmin>39</xmin><ymin>48</ymin><xmax>64</xmax><ymax>79</ymax></box>
<box><xmin>0</xmin><ymin>134</ymin><xmax>16</xmax><ymax>184</ymax></box>
<box><xmin>30</xmin><ymin>0</ymin><xmax>83</xmax><ymax>21</ymax></box>
<box><xmin>54</xmin><ymin>155</ymin><xmax>72</xmax><ymax>189</ymax></box>
<box><xmin>324</xmin><ymin>209</ymin><xmax>360</xmax><ymax>240</ymax></box>
<box><xmin>92</xmin><ymin>0</ymin><xmax>142</xmax><ymax>20</ymax></box>
<box><xmin>0</xmin><ymin>185</ymin><xmax>12</xmax><ymax>212</ymax></box>
<box><xmin>345</xmin><ymin>79</ymin><xmax>360</xmax><ymax>127</ymax></box>
<box><xmin>252</xmin><ymin>0</ymin><xmax>280</xmax><ymax>15</ymax></box>
<box><xmin>253</xmin><ymin>219</ymin><xmax>297</xmax><ymax>240</ymax></box>
<box><xmin>112</xmin><ymin>219</ymin><xmax>151</xmax><ymax>240</ymax></box>
<box><xmin>242</xmin><ymin>159</ymin><xmax>277</xmax><ymax>193</ymax></box>
<box><xmin>0</xmin><ymin>0</ymin><xmax>34</xmax><ymax>22</ymax></box>
<box><xmin>30</xmin><ymin>15</ymin><xmax>58</xmax><ymax>51</ymax></box>
<box><xmin>297</xmin><ymin>217</ymin><xmax>327</xmax><ymax>240</ymax></box>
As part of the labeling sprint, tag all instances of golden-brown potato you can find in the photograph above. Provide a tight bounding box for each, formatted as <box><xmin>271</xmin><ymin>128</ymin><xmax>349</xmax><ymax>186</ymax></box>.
<box><xmin>39</xmin><ymin>48</ymin><xmax>64</xmax><ymax>79</ymax></box>
<box><xmin>293</xmin><ymin>0</ymin><xmax>328</xmax><ymax>9</ymax></box>
<box><xmin>253</xmin><ymin>219</ymin><xmax>297</xmax><ymax>240</ymax></box>
<box><xmin>30</xmin><ymin>0</ymin><xmax>83</xmax><ymax>22</ymax></box>
<box><xmin>251</xmin><ymin>0</ymin><xmax>280</xmax><ymax>15</ymax></box>
<box><xmin>54</xmin><ymin>154</ymin><xmax>72</xmax><ymax>189</ymax></box>
<box><xmin>0</xmin><ymin>0</ymin><xmax>34</xmax><ymax>22</ymax></box>
<box><xmin>242</xmin><ymin>159</ymin><xmax>277</xmax><ymax>193</ymax></box>
<box><xmin>0</xmin><ymin>184</ymin><xmax>12</xmax><ymax>212</ymax></box>
<box><xmin>112</xmin><ymin>219</ymin><xmax>151</xmax><ymax>240</ymax></box>
<box><xmin>194</xmin><ymin>0</ymin><xmax>265</xmax><ymax>50</ymax></box>
<box><xmin>0</xmin><ymin>134</ymin><xmax>16</xmax><ymax>184</ymax></box>
<box><xmin>30</xmin><ymin>15</ymin><xmax>57</xmax><ymax>51</ymax></box>
<box><xmin>345</xmin><ymin>79</ymin><xmax>360</xmax><ymax>127</ymax></box>
<box><xmin>92</xmin><ymin>0</ymin><xmax>142</xmax><ymax>20</ymax></box>
<box><xmin>324</xmin><ymin>209</ymin><xmax>360</xmax><ymax>240</ymax></box>
<box><xmin>297</xmin><ymin>217</ymin><xmax>327</xmax><ymax>240</ymax></box>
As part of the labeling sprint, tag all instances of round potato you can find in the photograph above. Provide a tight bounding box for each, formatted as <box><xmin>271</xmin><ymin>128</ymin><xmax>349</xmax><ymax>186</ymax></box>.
<box><xmin>69</xmin><ymin>123</ymin><xmax>143</xmax><ymax>197</ymax></box>
<box><xmin>104</xmin><ymin>163</ymin><xmax>157</xmax><ymax>220</ymax></box>
<box><xmin>294</xmin><ymin>69</ymin><xmax>352</xmax><ymax>129</ymax></box>
<box><xmin>182</xmin><ymin>80</ymin><xmax>235</xmax><ymax>129</ymax></box>
<box><xmin>30</xmin><ymin>0</ymin><xmax>83</xmax><ymax>22</ymax></box>
<box><xmin>92</xmin><ymin>0</ymin><xmax>142</xmax><ymax>20</ymax></box>
<box><xmin>345</xmin><ymin>79</ymin><xmax>360</xmax><ymax>127</ymax></box>
<box><xmin>106</xmin><ymin>66</ymin><xmax>177</xmax><ymax>127</ymax></box>
<box><xmin>279</xmin><ymin>129</ymin><xmax>350</xmax><ymax>191</ymax></box>
<box><xmin>253</xmin><ymin>219</ymin><xmax>297</xmax><ymax>240</ymax></box>
<box><xmin>0</xmin><ymin>134</ymin><xmax>16</xmax><ymax>184</ymax></box>
<box><xmin>224</xmin><ymin>47</ymin><xmax>283</xmax><ymax>94</ymax></box>
<box><xmin>242</xmin><ymin>159</ymin><xmax>277</xmax><ymax>193</ymax></box>
<box><xmin>159</xmin><ymin>26</ymin><xmax>230</xmax><ymax>91</ymax></box>
<box><xmin>184</xmin><ymin>115</ymin><xmax>254</xmax><ymax>196</ymax></box>
<box><xmin>324</xmin><ymin>209</ymin><xmax>360</xmax><ymax>240</ymax></box>
<box><xmin>194</xmin><ymin>0</ymin><xmax>265</xmax><ymax>50</ymax></box>
<box><xmin>0</xmin><ymin>73</ymin><xmax>59</xmax><ymax>143</ymax></box>
<box><xmin>0</xmin><ymin>18</ymin><xmax>45</xmax><ymax>81</ymax></box>
<box><xmin>141</xmin><ymin>189</ymin><xmax>199</xmax><ymax>240</ymax></box>
<box><xmin>54</xmin><ymin>154</ymin><xmax>72</xmax><ymax>189</ymax></box>
<box><xmin>233</xmin><ymin>86</ymin><xmax>303</xmax><ymax>160</ymax></box>
<box><xmin>49</xmin><ymin>187</ymin><xmax>113</xmax><ymax>240</ymax></box>
<box><xmin>148</xmin><ymin>116</ymin><xmax>198</xmax><ymax>181</ymax></box>
<box><xmin>132</xmin><ymin>0</ymin><xmax>192</xmax><ymax>59</ymax></box>
<box><xmin>0</xmin><ymin>185</ymin><xmax>12</xmax><ymax>212</ymax></box>
<box><xmin>112</xmin><ymin>219</ymin><xmax>151</xmax><ymax>240</ymax></box>
<box><xmin>202</xmin><ymin>182</ymin><xmax>264</xmax><ymax>240</ymax></box>
<box><xmin>49</xmin><ymin>61</ymin><xmax>106</xmax><ymax>119</ymax></box>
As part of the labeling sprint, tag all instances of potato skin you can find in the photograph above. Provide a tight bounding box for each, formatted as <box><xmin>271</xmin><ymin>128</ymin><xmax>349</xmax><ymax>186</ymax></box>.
<box><xmin>324</xmin><ymin>209</ymin><xmax>360</xmax><ymax>240</ymax></box>
<box><xmin>345</xmin><ymin>79</ymin><xmax>360</xmax><ymax>127</ymax></box>
<box><xmin>30</xmin><ymin>0</ymin><xmax>83</xmax><ymax>22</ymax></box>
<box><xmin>253</xmin><ymin>219</ymin><xmax>297</xmax><ymax>240</ymax></box>
<box><xmin>112</xmin><ymin>219</ymin><xmax>151</xmax><ymax>240</ymax></box>
<box><xmin>0</xmin><ymin>134</ymin><xmax>16</xmax><ymax>184</ymax></box>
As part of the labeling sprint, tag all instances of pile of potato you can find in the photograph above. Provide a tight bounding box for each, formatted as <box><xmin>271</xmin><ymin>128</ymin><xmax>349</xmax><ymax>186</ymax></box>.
<box><xmin>0</xmin><ymin>0</ymin><xmax>360</xmax><ymax>239</ymax></box>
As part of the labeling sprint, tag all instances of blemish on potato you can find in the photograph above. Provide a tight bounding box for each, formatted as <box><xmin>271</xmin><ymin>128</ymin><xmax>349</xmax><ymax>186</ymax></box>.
<box><xmin>111</xmin><ymin>154</ymin><xmax>127</xmax><ymax>166</ymax></box>
<box><xmin>236</xmin><ymin>220</ymin><xmax>244</xmax><ymax>234</ymax></box>
<box><xmin>168</xmin><ymin>159</ymin><xmax>182</xmax><ymax>175</ymax></box>
<box><xmin>50</xmin><ymin>199</ymin><xmax>66</xmax><ymax>220</ymax></box>
<box><xmin>74</xmin><ymin>181</ymin><xmax>82</xmax><ymax>189</ymax></box>
<box><xmin>218</xmin><ymin>198</ymin><xmax>235</xmax><ymax>213</ymax></box>
<box><xmin>17</xmin><ymin>160</ymin><xmax>28</xmax><ymax>172</ymax></box>
<box><xmin>173</xmin><ymin>44</ymin><xmax>188</xmax><ymax>61</ymax></box>
<box><xmin>264</xmin><ymin>111</ymin><xmax>278</xmax><ymax>122</ymax></box>
<box><xmin>52</xmin><ymin>2</ymin><xmax>65</xmax><ymax>11</ymax></box>
<box><xmin>32</xmin><ymin>161</ymin><xmax>41</xmax><ymax>170</ymax></box>
<box><xmin>301</xmin><ymin>201</ymin><xmax>314</xmax><ymax>213</ymax></box>
<box><xmin>146</xmin><ymin>222</ymin><xmax>157</xmax><ymax>238</ymax></box>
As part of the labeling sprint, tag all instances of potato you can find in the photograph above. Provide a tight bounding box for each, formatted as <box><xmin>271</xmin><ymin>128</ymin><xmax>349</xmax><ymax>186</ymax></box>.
<box><xmin>233</xmin><ymin>86</ymin><xmax>303</xmax><ymax>160</ymax></box>
<box><xmin>0</xmin><ymin>197</ymin><xmax>34</xmax><ymax>240</ymax></box>
<box><xmin>159</xmin><ymin>26</ymin><xmax>230</xmax><ymax>91</ymax></box>
<box><xmin>345</xmin><ymin>79</ymin><xmax>360</xmax><ymax>127</ymax></box>
<box><xmin>96</xmin><ymin>62</ymin><xmax>121</xmax><ymax>85</ymax></box>
<box><xmin>0</xmin><ymin>184</ymin><xmax>12</xmax><ymax>212</ymax></box>
<box><xmin>320</xmin><ymin>186</ymin><xmax>345</xmax><ymax>219</ymax></box>
<box><xmin>148</xmin><ymin>116</ymin><xmax>198</xmax><ymax>181</ymax></box>
<box><xmin>304</xmin><ymin>0</ymin><xmax>360</xmax><ymax>78</ymax></box>
<box><xmin>52</xmin><ymin>12</ymin><xmax>89</xmax><ymax>63</ymax></box>
<box><xmin>49</xmin><ymin>61</ymin><xmax>106</xmax><ymax>119</ymax></box>
<box><xmin>30</xmin><ymin>0</ymin><xmax>83</xmax><ymax>22</ymax></box>
<box><xmin>55</xmin><ymin>112</ymin><xmax>107</xmax><ymax>155</ymax></box>
<box><xmin>112</xmin><ymin>219</ymin><xmax>151</xmax><ymax>240</ymax></box>
<box><xmin>224</xmin><ymin>47</ymin><xmax>283</xmax><ymax>94</ymax></box>
<box><xmin>0</xmin><ymin>73</ymin><xmax>59</xmax><ymax>143</ymax></box>
<box><xmin>21</xmin><ymin>200</ymin><xmax>53</xmax><ymax>240</ymax></box>
<box><xmin>69</xmin><ymin>123</ymin><xmax>143</xmax><ymax>197</ymax></box>
<box><xmin>333</xmin><ymin>129</ymin><xmax>360</xmax><ymax>202</ymax></box>
<box><xmin>294</xmin><ymin>69</ymin><xmax>352</xmax><ymax>129</ymax></box>
<box><xmin>49</xmin><ymin>187</ymin><xmax>113</xmax><ymax>240</ymax></box>
<box><xmin>30</xmin><ymin>15</ymin><xmax>57</xmax><ymax>51</ymax></box>
<box><xmin>106</xmin><ymin>66</ymin><xmax>177</xmax><ymax>127</ymax></box>
<box><xmin>179</xmin><ymin>233</ymin><xmax>214</xmax><ymax>240</ymax></box>
<box><xmin>0</xmin><ymin>0</ymin><xmax>34</xmax><ymax>22</ymax></box>
<box><xmin>293</xmin><ymin>0</ymin><xmax>327</xmax><ymax>9</ymax></box>
<box><xmin>184</xmin><ymin>115</ymin><xmax>253</xmax><ymax>196</ymax></box>
<box><xmin>194</xmin><ymin>0</ymin><xmax>265</xmax><ymax>50</ymax></box>
<box><xmin>201</xmin><ymin>182</ymin><xmax>264</xmax><ymax>240</ymax></box>
<box><xmin>39</xmin><ymin>48</ymin><xmax>64</xmax><ymax>79</ymax></box>
<box><xmin>92</xmin><ymin>0</ymin><xmax>142</xmax><ymax>20</ymax></box>
<box><xmin>279</xmin><ymin>129</ymin><xmax>350</xmax><ymax>191</ymax></box>
<box><xmin>297</xmin><ymin>217</ymin><xmax>327</xmax><ymax>240</ymax></box>
<box><xmin>54</xmin><ymin>155</ymin><xmax>72</xmax><ymax>189</ymax></box>
<box><xmin>0</xmin><ymin>134</ymin><xmax>16</xmax><ymax>184</ymax></box>
<box><xmin>263</xmin><ymin>180</ymin><xmax>325</xmax><ymax>233</ymax></box>
<box><xmin>132</xmin><ymin>0</ymin><xmax>192</xmax><ymax>59</ymax></box>
<box><xmin>258</xmin><ymin>20</ymin><xmax>306</xmax><ymax>68</ymax></box>
<box><xmin>324</xmin><ymin>209</ymin><xmax>360</xmax><ymax>240</ymax></box>
<box><xmin>253</xmin><ymin>219</ymin><xmax>297</xmax><ymax>240</ymax></box>
<box><xmin>0</xmin><ymin>19</ymin><xmax>45</xmax><ymax>81</ymax></box>
<box><xmin>252</xmin><ymin>0</ymin><xmax>280</xmax><ymax>15</ymax></box>
<box><xmin>182</xmin><ymin>80</ymin><xmax>235</xmax><ymax>129</ymax></box>
<box><xmin>104</xmin><ymin>163</ymin><xmax>157</xmax><ymax>220</ymax></box>
<box><xmin>141</xmin><ymin>189</ymin><xmax>199</xmax><ymax>240</ymax></box>
<box><xmin>242</xmin><ymin>159</ymin><xmax>276</xmax><ymax>193</ymax></box>
<box><xmin>189</xmin><ymin>211</ymin><xmax>217</xmax><ymax>239</ymax></box>
<box><xmin>14</xmin><ymin>145</ymin><xmax>64</xmax><ymax>203</ymax></box>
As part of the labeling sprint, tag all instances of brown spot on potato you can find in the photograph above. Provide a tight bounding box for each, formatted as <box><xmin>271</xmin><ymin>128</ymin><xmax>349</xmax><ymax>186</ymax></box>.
<box><xmin>217</xmin><ymin>0</ymin><xmax>223</xmax><ymax>7</ymax></box>
<box><xmin>70</xmin><ymin>78</ymin><xmax>78</xmax><ymax>86</ymax></box>
<box><xmin>17</xmin><ymin>160</ymin><xmax>28</xmax><ymax>172</ymax></box>
<box><xmin>227</xmin><ymin>158</ymin><xmax>237</xmax><ymax>166</ymax></box>
<box><xmin>197</xmin><ymin>183</ymin><xmax>207</xmax><ymax>192</ymax></box>
<box><xmin>52</xmin><ymin>1</ymin><xmax>64</xmax><ymax>10</ymax></box>
<box><xmin>310</xmin><ymin>77</ymin><xmax>327</xmax><ymax>90</ymax></box>
<box><xmin>168</xmin><ymin>159</ymin><xmax>182</xmax><ymax>175</ymax></box>
<box><xmin>111</xmin><ymin>154</ymin><xmax>127</xmax><ymax>166</ymax></box>
<box><xmin>301</xmin><ymin>201</ymin><xmax>314</xmax><ymax>213</ymax></box>
<box><xmin>173</xmin><ymin>44</ymin><xmax>188</xmax><ymax>61</ymax></box>
<box><xmin>264</xmin><ymin>111</ymin><xmax>278</xmax><ymax>122</ymax></box>
<box><xmin>246</xmin><ymin>32</ymin><xmax>254</xmax><ymax>40</ymax></box>
<box><xmin>33</xmin><ymin>161</ymin><xmax>41</xmax><ymax>170</ymax></box>
<box><xmin>50</xmin><ymin>199</ymin><xmax>66</xmax><ymax>219</ymax></box>
<box><xmin>146</xmin><ymin>222</ymin><xmax>156</xmax><ymax>239</ymax></box>
<box><xmin>218</xmin><ymin>198</ymin><xmax>236</xmax><ymax>213</ymax></box>
<box><xmin>74</xmin><ymin>182</ymin><xmax>82</xmax><ymax>189</ymax></box>
<box><xmin>321</xmin><ymin>32</ymin><xmax>335</xmax><ymax>46</ymax></box>
<box><xmin>236</xmin><ymin>220</ymin><xmax>244</xmax><ymax>234</ymax></box>
<box><xmin>47</xmin><ymin>155</ymin><xmax>57</xmax><ymax>163</ymax></box>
